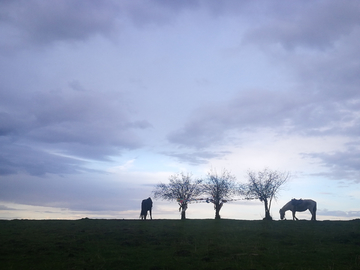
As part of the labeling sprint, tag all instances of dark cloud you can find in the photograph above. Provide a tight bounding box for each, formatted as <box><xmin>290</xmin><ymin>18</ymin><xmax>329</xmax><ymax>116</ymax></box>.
<box><xmin>0</xmin><ymin>0</ymin><xmax>317</xmax><ymax>51</ymax></box>
<box><xmin>126</xmin><ymin>0</ymin><xmax>251</xmax><ymax>27</ymax></box>
<box><xmin>168</xmin><ymin>88</ymin><xmax>359</xmax><ymax>150</ymax></box>
<box><xmin>0</xmin><ymin>139</ymin><xmax>86</xmax><ymax>176</ymax></box>
<box><xmin>167</xmin><ymin>90</ymin><xmax>289</xmax><ymax>148</ymax></box>
<box><xmin>0</xmin><ymin>205</ymin><xmax>16</xmax><ymax>211</ymax></box>
<box><xmin>0</xmin><ymin>83</ymin><xmax>151</xmax><ymax>175</ymax></box>
<box><xmin>295</xmin><ymin>35</ymin><xmax>360</xmax><ymax>99</ymax></box>
<box><xmin>302</xmin><ymin>147</ymin><xmax>360</xmax><ymax>182</ymax></box>
<box><xmin>243</xmin><ymin>0</ymin><xmax>360</xmax><ymax>51</ymax></box>
<box><xmin>167</xmin><ymin>0</ymin><xmax>360</xmax><ymax>155</ymax></box>
<box><xmin>153</xmin><ymin>0</ymin><xmax>250</xmax><ymax>17</ymax></box>
<box><xmin>0</xmin><ymin>0</ymin><xmax>198</xmax><ymax>49</ymax></box>
<box><xmin>0</xmin><ymin>111</ymin><xmax>21</xmax><ymax>136</ymax></box>
<box><xmin>153</xmin><ymin>0</ymin><xmax>200</xmax><ymax>10</ymax></box>
<box><xmin>2</xmin><ymin>0</ymin><xmax>357</xmax><ymax>52</ymax></box>
<box><xmin>0</xmin><ymin>0</ymin><xmax>119</xmax><ymax>48</ymax></box>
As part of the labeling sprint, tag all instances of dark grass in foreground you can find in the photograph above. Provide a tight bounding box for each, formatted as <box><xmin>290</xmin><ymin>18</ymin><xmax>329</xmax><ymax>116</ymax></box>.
<box><xmin>1</xmin><ymin>219</ymin><xmax>360</xmax><ymax>270</ymax></box>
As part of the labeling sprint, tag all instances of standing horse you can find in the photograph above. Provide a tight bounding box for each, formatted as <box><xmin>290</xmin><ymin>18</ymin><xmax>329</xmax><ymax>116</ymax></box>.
<box><xmin>279</xmin><ymin>199</ymin><xmax>317</xmax><ymax>221</ymax></box>
<box><xmin>140</xmin><ymin>197</ymin><xmax>153</xmax><ymax>220</ymax></box>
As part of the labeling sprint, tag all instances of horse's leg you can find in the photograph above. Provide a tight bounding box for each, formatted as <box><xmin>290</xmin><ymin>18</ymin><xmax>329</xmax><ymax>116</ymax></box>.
<box><xmin>310</xmin><ymin>207</ymin><xmax>316</xmax><ymax>221</ymax></box>
<box><xmin>149</xmin><ymin>208</ymin><xmax>152</xmax><ymax>220</ymax></box>
<box><xmin>292</xmin><ymin>211</ymin><xmax>298</xmax><ymax>221</ymax></box>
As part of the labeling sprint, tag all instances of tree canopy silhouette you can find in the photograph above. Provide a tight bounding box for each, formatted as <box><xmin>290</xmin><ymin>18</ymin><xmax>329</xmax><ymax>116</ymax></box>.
<box><xmin>202</xmin><ymin>169</ymin><xmax>239</xmax><ymax>219</ymax></box>
<box><xmin>246</xmin><ymin>168</ymin><xmax>290</xmax><ymax>220</ymax></box>
<box><xmin>153</xmin><ymin>172</ymin><xmax>202</xmax><ymax>220</ymax></box>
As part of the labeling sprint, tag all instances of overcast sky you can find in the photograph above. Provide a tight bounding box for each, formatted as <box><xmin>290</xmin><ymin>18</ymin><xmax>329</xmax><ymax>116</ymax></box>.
<box><xmin>1</xmin><ymin>0</ymin><xmax>359</xmax><ymax>220</ymax></box>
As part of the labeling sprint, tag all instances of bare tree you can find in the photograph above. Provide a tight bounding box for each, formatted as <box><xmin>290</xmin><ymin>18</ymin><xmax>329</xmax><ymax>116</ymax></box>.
<box><xmin>246</xmin><ymin>168</ymin><xmax>290</xmax><ymax>220</ymax></box>
<box><xmin>202</xmin><ymin>169</ymin><xmax>238</xmax><ymax>219</ymax></box>
<box><xmin>153</xmin><ymin>172</ymin><xmax>202</xmax><ymax>220</ymax></box>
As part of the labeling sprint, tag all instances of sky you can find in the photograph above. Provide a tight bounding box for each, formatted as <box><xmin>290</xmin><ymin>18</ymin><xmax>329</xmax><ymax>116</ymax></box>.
<box><xmin>0</xmin><ymin>0</ymin><xmax>359</xmax><ymax>221</ymax></box>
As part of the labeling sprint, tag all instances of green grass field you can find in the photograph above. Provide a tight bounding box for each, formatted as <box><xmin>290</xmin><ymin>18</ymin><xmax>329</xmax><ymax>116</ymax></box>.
<box><xmin>1</xmin><ymin>219</ymin><xmax>359</xmax><ymax>270</ymax></box>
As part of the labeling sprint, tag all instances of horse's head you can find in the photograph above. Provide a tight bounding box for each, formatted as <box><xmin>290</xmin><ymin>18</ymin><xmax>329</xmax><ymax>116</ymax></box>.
<box><xmin>279</xmin><ymin>209</ymin><xmax>285</xmax><ymax>220</ymax></box>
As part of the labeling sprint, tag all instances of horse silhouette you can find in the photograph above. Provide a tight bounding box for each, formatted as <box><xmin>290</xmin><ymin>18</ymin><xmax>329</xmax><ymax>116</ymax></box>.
<box><xmin>140</xmin><ymin>197</ymin><xmax>152</xmax><ymax>220</ymax></box>
<box><xmin>280</xmin><ymin>199</ymin><xmax>317</xmax><ymax>221</ymax></box>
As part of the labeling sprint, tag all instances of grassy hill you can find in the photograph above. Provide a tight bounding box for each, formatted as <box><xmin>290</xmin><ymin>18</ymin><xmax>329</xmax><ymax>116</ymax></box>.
<box><xmin>1</xmin><ymin>219</ymin><xmax>359</xmax><ymax>269</ymax></box>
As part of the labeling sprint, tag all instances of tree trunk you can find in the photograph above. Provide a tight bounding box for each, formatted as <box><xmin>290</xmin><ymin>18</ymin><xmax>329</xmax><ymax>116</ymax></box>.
<box><xmin>181</xmin><ymin>210</ymin><xmax>186</xmax><ymax>220</ymax></box>
<box><xmin>215</xmin><ymin>203</ymin><xmax>221</xmax><ymax>219</ymax></box>
<box><xmin>180</xmin><ymin>203</ymin><xmax>187</xmax><ymax>220</ymax></box>
<box><xmin>263</xmin><ymin>199</ymin><xmax>272</xmax><ymax>220</ymax></box>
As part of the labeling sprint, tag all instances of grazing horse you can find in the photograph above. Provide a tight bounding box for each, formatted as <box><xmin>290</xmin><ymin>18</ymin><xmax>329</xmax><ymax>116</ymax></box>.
<box><xmin>140</xmin><ymin>197</ymin><xmax>153</xmax><ymax>220</ymax></box>
<box><xmin>279</xmin><ymin>199</ymin><xmax>317</xmax><ymax>221</ymax></box>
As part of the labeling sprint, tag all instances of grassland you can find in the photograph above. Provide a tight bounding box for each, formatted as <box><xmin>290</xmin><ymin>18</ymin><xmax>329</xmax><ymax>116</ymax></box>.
<box><xmin>1</xmin><ymin>219</ymin><xmax>360</xmax><ymax>269</ymax></box>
